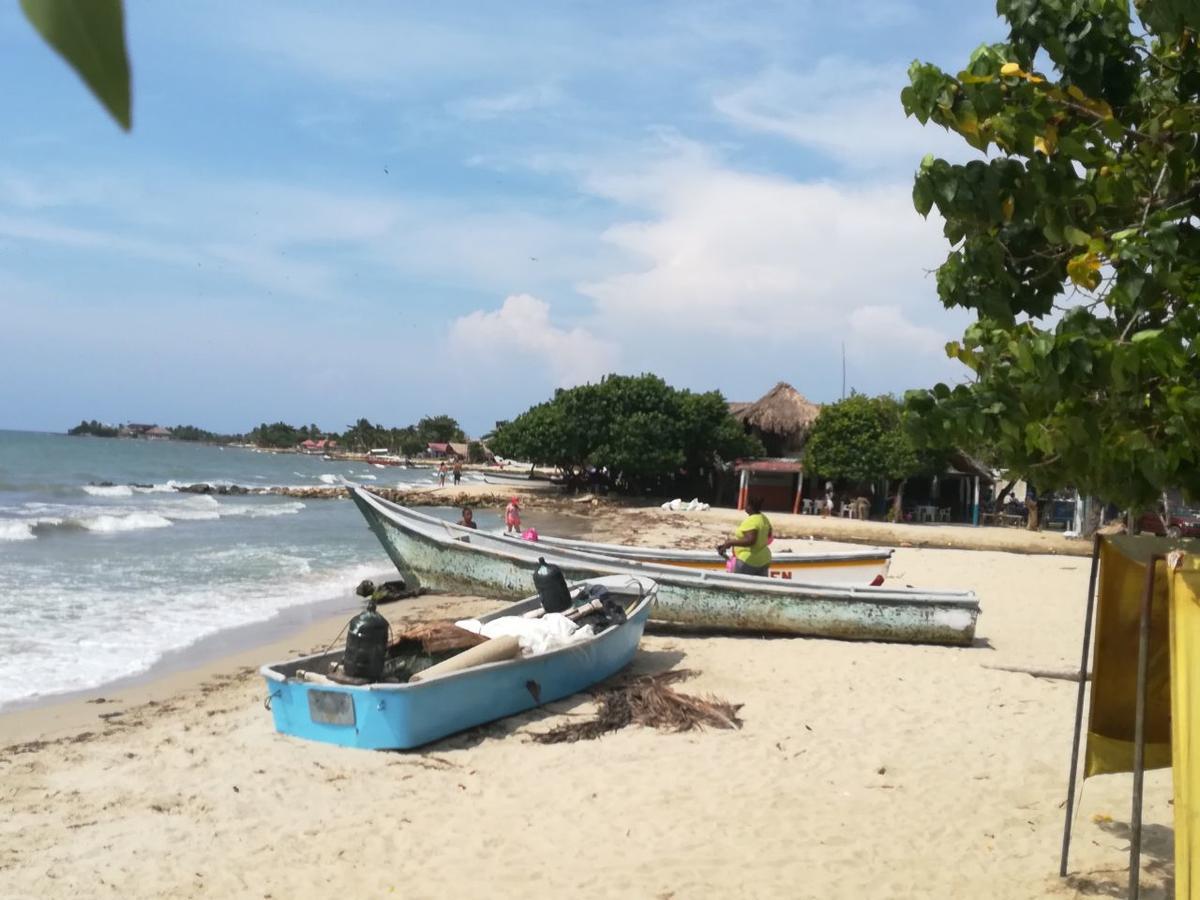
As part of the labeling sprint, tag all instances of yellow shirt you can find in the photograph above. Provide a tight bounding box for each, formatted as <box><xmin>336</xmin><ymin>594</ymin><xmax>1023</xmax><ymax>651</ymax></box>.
<box><xmin>733</xmin><ymin>512</ymin><xmax>772</xmax><ymax>568</ymax></box>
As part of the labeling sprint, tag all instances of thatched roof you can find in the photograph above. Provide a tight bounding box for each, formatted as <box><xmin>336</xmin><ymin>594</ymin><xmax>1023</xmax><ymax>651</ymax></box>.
<box><xmin>732</xmin><ymin>382</ymin><xmax>820</xmax><ymax>437</ymax></box>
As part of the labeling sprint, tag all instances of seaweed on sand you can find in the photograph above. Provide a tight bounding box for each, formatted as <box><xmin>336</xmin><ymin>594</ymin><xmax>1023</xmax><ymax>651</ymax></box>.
<box><xmin>531</xmin><ymin>669</ymin><xmax>742</xmax><ymax>744</ymax></box>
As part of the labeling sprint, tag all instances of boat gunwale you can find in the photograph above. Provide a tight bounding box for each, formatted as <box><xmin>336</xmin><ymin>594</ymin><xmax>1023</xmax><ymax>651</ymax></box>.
<box><xmin>507</xmin><ymin>532</ymin><xmax>893</xmax><ymax>565</ymax></box>
<box><xmin>351</xmin><ymin>487</ymin><xmax>980</xmax><ymax>612</ymax></box>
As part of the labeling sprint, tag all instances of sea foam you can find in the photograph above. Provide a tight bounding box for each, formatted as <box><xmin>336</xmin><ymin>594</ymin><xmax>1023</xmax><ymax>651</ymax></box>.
<box><xmin>83</xmin><ymin>484</ymin><xmax>134</xmax><ymax>498</ymax></box>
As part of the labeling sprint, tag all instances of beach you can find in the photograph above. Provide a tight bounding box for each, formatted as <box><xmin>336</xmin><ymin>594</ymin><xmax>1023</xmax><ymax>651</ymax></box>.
<box><xmin>0</xmin><ymin>507</ymin><xmax>1173</xmax><ymax>899</ymax></box>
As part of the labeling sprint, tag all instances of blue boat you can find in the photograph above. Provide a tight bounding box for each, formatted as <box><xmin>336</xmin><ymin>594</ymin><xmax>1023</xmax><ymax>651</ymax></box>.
<box><xmin>260</xmin><ymin>574</ymin><xmax>656</xmax><ymax>750</ymax></box>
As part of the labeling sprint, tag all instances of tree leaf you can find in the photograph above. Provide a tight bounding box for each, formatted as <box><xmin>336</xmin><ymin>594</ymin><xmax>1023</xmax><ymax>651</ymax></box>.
<box><xmin>20</xmin><ymin>0</ymin><xmax>131</xmax><ymax>130</ymax></box>
<box><xmin>1130</xmin><ymin>329</ymin><xmax>1163</xmax><ymax>343</ymax></box>
<box><xmin>1064</xmin><ymin>225</ymin><xmax>1091</xmax><ymax>246</ymax></box>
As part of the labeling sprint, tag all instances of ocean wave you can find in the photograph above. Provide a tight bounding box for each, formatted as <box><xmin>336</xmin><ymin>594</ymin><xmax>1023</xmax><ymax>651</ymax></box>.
<box><xmin>0</xmin><ymin>520</ymin><xmax>37</xmax><ymax>542</ymax></box>
<box><xmin>82</xmin><ymin>484</ymin><xmax>134</xmax><ymax>498</ymax></box>
<box><xmin>0</xmin><ymin>560</ymin><xmax>388</xmax><ymax>708</ymax></box>
<box><xmin>80</xmin><ymin>512</ymin><xmax>174</xmax><ymax>533</ymax></box>
<box><xmin>131</xmin><ymin>481</ymin><xmax>182</xmax><ymax>494</ymax></box>
<box><xmin>318</xmin><ymin>473</ymin><xmax>349</xmax><ymax>485</ymax></box>
<box><xmin>218</xmin><ymin>501</ymin><xmax>306</xmax><ymax>519</ymax></box>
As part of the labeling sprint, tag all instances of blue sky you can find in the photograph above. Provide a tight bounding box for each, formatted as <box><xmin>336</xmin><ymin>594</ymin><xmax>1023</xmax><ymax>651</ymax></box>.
<box><xmin>0</xmin><ymin>1</ymin><xmax>1006</xmax><ymax>436</ymax></box>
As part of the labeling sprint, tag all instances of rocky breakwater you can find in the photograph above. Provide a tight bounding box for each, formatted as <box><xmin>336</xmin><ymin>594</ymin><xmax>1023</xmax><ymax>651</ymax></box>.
<box><xmin>170</xmin><ymin>482</ymin><xmax>610</xmax><ymax>511</ymax></box>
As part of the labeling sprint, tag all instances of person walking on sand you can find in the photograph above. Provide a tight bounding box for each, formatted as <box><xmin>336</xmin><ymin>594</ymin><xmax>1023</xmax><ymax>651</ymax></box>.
<box><xmin>716</xmin><ymin>496</ymin><xmax>773</xmax><ymax>577</ymax></box>
<box><xmin>437</xmin><ymin>462</ymin><xmax>447</xmax><ymax>487</ymax></box>
<box><xmin>452</xmin><ymin>461</ymin><xmax>462</xmax><ymax>486</ymax></box>
<box><xmin>505</xmin><ymin>496</ymin><xmax>522</xmax><ymax>534</ymax></box>
<box><xmin>822</xmin><ymin>481</ymin><xmax>835</xmax><ymax>517</ymax></box>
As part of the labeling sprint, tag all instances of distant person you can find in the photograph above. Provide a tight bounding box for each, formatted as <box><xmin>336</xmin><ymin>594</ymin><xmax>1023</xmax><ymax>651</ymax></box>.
<box><xmin>452</xmin><ymin>461</ymin><xmax>462</xmax><ymax>486</ymax></box>
<box><xmin>458</xmin><ymin>507</ymin><xmax>477</xmax><ymax>529</ymax></box>
<box><xmin>823</xmin><ymin>482</ymin><xmax>834</xmax><ymax>517</ymax></box>
<box><xmin>505</xmin><ymin>497</ymin><xmax>522</xmax><ymax>534</ymax></box>
<box><xmin>716</xmin><ymin>496</ymin><xmax>773</xmax><ymax>577</ymax></box>
<box><xmin>437</xmin><ymin>462</ymin><xmax>448</xmax><ymax>487</ymax></box>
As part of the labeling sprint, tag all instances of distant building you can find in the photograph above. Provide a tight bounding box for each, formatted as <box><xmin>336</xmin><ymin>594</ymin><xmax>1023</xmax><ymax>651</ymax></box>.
<box><xmin>299</xmin><ymin>438</ymin><xmax>337</xmax><ymax>453</ymax></box>
<box><xmin>730</xmin><ymin>382</ymin><xmax>821</xmax><ymax>457</ymax></box>
<box><xmin>119</xmin><ymin>423</ymin><xmax>170</xmax><ymax>439</ymax></box>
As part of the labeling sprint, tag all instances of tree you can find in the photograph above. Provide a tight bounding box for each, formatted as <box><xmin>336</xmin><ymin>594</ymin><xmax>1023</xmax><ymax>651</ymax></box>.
<box><xmin>900</xmin><ymin>0</ymin><xmax>1200</xmax><ymax>513</ymax></box>
<box><xmin>805</xmin><ymin>394</ymin><xmax>949</xmax><ymax>519</ymax></box>
<box><xmin>415</xmin><ymin>415</ymin><xmax>466</xmax><ymax>445</ymax></box>
<box><xmin>490</xmin><ymin>374</ymin><xmax>762</xmax><ymax>494</ymax></box>
<box><xmin>67</xmin><ymin>419</ymin><xmax>118</xmax><ymax>438</ymax></box>
<box><xmin>249</xmin><ymin>421</ymin><xmax>302</xmax><ymax>449</ymax></box>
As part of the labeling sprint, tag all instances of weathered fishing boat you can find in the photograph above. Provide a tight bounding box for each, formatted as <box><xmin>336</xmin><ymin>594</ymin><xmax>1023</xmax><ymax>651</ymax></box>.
<box><xmin>517</xmin><ymin>533</ymin><xmax>891</xmax><ymax>586</ymax></box>
<box><xmin>261</xmin><ymin>574</ymin><xmax>656</xmax><ymax>750</ymax></box>
<box><xmin>349</xmin><ymin>488</ymin><xmax>980</xmax><ymax>646</ymax></box>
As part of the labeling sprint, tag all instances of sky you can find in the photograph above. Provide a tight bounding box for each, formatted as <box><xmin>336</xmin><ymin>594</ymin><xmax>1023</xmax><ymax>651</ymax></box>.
<box><xmin>0</xmin><ymin>1</ymin><xmax>1008</xmax><ymax>437</ymax></box>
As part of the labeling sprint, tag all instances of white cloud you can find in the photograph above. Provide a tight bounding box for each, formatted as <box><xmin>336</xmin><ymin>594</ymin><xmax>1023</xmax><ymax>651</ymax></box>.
<box><xmin>556</xmin><ymin>141</ymin><xmax>971</xmax><ymax>397</ymax></box>
<box><xmin>714</xmin><ymin>60</ymin><xmax>974</xmax><ymax>172</ymax></box>
<box><xmin>448</xmin><ymin>84</ymin><xmax>565</xmax><ymax>120</ymax></box>
<box><xmin>448</xmin><ymin>294</ymin><xmax>619</xmax><ymax>388</ymax></box>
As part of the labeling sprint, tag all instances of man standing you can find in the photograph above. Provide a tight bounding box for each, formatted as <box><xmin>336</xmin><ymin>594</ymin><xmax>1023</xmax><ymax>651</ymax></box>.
<box><xmin>716</xmin><ymin>496</ymin><xmax>773</xmax><ymax>577</ymax></box>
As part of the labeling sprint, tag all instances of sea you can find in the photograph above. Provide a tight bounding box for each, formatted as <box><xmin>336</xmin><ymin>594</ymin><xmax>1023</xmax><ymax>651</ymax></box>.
<box><xmin>0</xmin><ymin>430</ymin><xmax>499</xmax><ymax>711</ymax></box>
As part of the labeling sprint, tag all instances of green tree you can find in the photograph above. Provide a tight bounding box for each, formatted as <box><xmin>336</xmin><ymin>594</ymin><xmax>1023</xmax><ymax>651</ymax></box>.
<box><xmin>806</xmin><ymin>394</ymin><xmax>948</xmax><ymax>519</ymax></box>
<box><xmin>67</xmin><ymin>419</ymin><xmax>118</xmax><ymax>438</ymax></box>
<box><xmin>248</xmin><ymin>421</ymin><xmax>302</xmax><ymax>449</ymax></box>
<box><xmin>467</xmin><ymin>441</ymin><xmax>489</xmax><ymax>464</ymax></box>
<box><xmin>490</xmin><ymin>374</ymin><xmax>762</xmax><ymax>493</ymax></box>
<box><xmin>900</xmin><ymin>0</ymin><xmax>1200</xmax><ymax>513</ymax></box>
<box><xmin>415</xmin><ymin>415</ymin><xmax>466</xmax><ymax>445</ymax></box>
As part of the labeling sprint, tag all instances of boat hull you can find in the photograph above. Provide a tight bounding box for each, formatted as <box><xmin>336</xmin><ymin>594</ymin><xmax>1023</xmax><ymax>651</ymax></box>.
<box><xmin>261</xmin><ymin>576</ymin><xmax>654</xmax><ymax>750</ymax></box>
<box><xmin>350</xmin><ymin>488</ymin><xmax>980</xmax><ymax>646</ymax></box>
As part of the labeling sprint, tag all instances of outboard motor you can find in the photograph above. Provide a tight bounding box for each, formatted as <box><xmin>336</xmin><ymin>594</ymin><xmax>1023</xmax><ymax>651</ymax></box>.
<box><xmin>533</xmin><ymin>557</ymin><xmax>572</xmax><ymax>614</ymax></box>
<box><xmin>342</xmin><ymin>599</ymin><xmax>389</xmax><ymax>681</ymax></box>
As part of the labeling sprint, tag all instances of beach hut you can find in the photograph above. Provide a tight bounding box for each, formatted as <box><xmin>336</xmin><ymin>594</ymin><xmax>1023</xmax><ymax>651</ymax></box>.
<box><xmin>734</xmin><ymin>459</ymin><xmax>805</xmax><ymax>514</ymax></box>
<box><xmin>1060</xmin><ymin>535</ymin><xmax>1200</xmax><ymax>897</ymax></box>
<box><xmin>731</xmin><ymin>382</ymin><xmax>821</xmax><ymax>457</ymax></box>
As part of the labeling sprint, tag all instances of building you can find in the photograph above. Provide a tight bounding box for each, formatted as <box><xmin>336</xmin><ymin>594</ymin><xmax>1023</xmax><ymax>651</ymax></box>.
<box><xmin>731</xmin><ymin>382</ymin><xmax>821</xmax><ymax>457</ymax></box>
<box><xmin>734</xmin><ymin>459</ymin><xmax>806</xmax><ymax>513</ymax></box>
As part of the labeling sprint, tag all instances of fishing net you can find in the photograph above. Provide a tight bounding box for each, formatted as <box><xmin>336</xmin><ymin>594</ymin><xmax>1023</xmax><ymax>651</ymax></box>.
<box><xmin>531</xmin><ymin>669</ymin><xmax>742</xmax><ymax>744</ymax></box>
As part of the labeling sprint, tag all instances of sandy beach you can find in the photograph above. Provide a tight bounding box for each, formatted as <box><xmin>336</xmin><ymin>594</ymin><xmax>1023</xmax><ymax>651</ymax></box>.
<box><xmin>0</xmin><ymin>508</ymin><xmax>1172</xmax><ymax>899</ymax></box>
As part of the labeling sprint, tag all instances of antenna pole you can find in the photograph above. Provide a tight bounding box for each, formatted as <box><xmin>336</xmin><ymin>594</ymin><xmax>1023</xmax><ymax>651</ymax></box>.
<box><xmin>841</xmin><ymin>342</ymin><xmax>846</xmax><ymax>399</ymax></box>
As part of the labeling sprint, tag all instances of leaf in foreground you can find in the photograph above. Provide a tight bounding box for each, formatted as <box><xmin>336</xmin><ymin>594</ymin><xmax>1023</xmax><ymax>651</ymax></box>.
<box><xmin>21</xmin><ymin>0</ymin><xmax>132</xmax><ymax>130</ymax></box>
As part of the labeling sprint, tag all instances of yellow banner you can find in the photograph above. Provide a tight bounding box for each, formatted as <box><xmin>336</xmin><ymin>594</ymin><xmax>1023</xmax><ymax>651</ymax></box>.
<box><xmin>1084</xmin><ymin>537</ymin><xmax>1174</xmax><ymax>778</ymax></box>
<box><xmin>1169</xmin><ymin>553</ymin><xmax>1200</xmax><ymax>898</ymax></box>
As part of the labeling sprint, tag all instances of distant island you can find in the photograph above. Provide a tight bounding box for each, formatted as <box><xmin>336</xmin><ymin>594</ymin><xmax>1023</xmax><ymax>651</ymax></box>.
<box><xmin>65</xmin><ymin>414</ymin><xmax>479</xmax><ymax>457</ymax></box>
<box><xmin>67</xmin><ymin>420</ymin><xmax>240</xmax><ymax>443</ymax></box>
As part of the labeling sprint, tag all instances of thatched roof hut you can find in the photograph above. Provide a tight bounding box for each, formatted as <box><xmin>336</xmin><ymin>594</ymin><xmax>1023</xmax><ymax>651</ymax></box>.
<box><xmin>731</xmin><ymin>382</ymin><xmax>821</xmax><ymax>455</ymax></box>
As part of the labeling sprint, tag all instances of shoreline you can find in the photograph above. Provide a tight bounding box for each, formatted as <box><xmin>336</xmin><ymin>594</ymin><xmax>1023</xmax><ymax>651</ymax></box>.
<box><xmin>0</xmin><ymin>588</ymin><xmax>501</xmax><ymax>748</ymax></box>
<box><xmin>0</xmin><ymin>572</ymin><xmax>390</xmax><ymax>718</ymax></box>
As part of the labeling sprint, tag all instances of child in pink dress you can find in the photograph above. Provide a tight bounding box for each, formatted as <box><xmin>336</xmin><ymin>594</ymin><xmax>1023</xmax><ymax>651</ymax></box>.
<box><xmin>505</xmin><ymin>497</ymin><xmax>522</xmax><ymax>533</ymax></box>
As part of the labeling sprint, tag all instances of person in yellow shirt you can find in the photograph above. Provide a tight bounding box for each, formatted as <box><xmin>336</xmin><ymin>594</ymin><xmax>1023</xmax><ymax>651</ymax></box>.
<box><xmin>716</xmin><ymin>496</ymin><xmax>773</xmax><ymax>576</ymax></box>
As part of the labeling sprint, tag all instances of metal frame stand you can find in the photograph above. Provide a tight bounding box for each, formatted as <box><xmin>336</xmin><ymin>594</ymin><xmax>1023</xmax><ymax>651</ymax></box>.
<box><xmin>1057</xmin><ymin>534</ymin><xmax>1160</xmax><ymax>900</ymax></box>
<box><xmin>1060</xmin><ymin>534</ymin><xmax>1103</xmax><ymax>876</ymax></box>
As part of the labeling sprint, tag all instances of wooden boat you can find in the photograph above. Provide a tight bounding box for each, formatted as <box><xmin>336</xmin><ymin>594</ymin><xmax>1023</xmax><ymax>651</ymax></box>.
<box><xmin>517</xmin><ymin>533</ymin><xmax>891</xmax><ymax>586</ymax></box>
<box><xmin>349</xmin><ymin>488</ymin><xmax>980</xmax><ymax>646</ymax></box>
<box><xmin>261</xmin><ymin>574</ymin><xmax>655</xmax><ymax>750</ymax></box>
